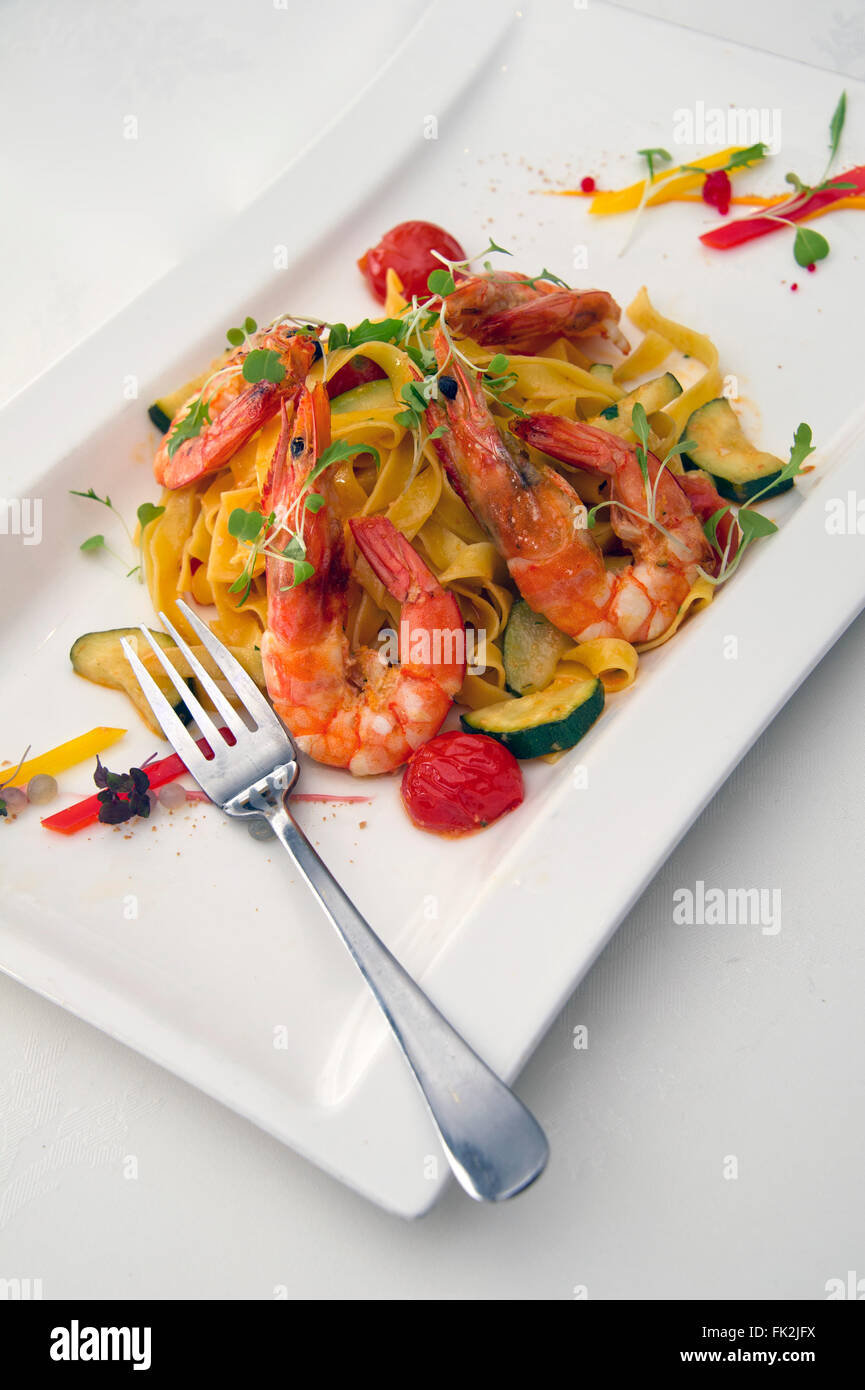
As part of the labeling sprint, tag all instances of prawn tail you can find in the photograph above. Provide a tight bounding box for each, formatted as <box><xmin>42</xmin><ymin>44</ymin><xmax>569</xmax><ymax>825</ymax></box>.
<box><xmin>349</xmin><ymin>515</ymin><xmax>466</xmax><ymax>692</ymax></box>
<box><xmin>350</xmin><ymin>515</ymin><xmax>440</xmax><ymax>602</ymax></box>
<box><xmin>513</xmin><ymin>414</ymin><xmax>623</xmax><ymax>477</ymax></box>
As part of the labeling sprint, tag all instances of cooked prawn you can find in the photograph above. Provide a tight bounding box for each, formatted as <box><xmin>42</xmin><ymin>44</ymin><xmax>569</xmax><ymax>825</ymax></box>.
<box><xmin>444</xmin><ymin>271</ymin><xmax>630</xmax><ymax>355</ymax></box>
<box><xmin>427</xmin><ymin>341</ymin><xmax>710</xmax><ymax>643</ymax></box>
<box><xmin>261</xmin><ymin>386</ymin><xmax>465</xmax><ymax>775</ymax></box>
<box><xmin>512</xmin><ymin>413</ymin><xmax>713</xmax><ymax>640</ymax></box>
<box><xmin>154</xmin><ymin>327</ymin><xmax>317</xmax><ymax>489</ymax></box>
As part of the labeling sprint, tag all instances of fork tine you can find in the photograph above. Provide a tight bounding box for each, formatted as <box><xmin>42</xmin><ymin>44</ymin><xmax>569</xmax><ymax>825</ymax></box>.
<box><xmin>156</xmin><ymin>610</ymin><xmax>249</xmax><ymax>740</ymax></box>
<box><xmin>119</xmin><ymin>638</ymin><xmax>215</xmax><ymax>784</ymax></box>
<box><xmin>172</xmin><ymin>599</ymin><xmax>281</xmax><ymax>731</ymax></box>
<box><xmin>135</xmin><ymin>626</ymin><xmax>226</xmax><ymax>750</ymax></box>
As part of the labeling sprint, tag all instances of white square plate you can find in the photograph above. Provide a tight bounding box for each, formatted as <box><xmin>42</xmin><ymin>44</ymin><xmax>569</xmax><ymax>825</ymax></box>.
<box><xmin>2</xmin><ymin>0</ymin><xmax>864</xmax><ymax>1215</ymax></box>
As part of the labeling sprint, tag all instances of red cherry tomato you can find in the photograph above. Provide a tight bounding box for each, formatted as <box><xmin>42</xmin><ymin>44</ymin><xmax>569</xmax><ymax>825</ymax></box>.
<box><xmin>358</xmin><ymin>221</ymin><xmax>466</xmax><ymax>303</ymax></box>
<box><xmin>326</xmin><ymin>355</ymin><xmax>386</xmax><ymax>401</ymax></box>
<box><xmin>401</xmin><ymin>731</ymin><xmax>524</xmax><ymax>836</ymax></box>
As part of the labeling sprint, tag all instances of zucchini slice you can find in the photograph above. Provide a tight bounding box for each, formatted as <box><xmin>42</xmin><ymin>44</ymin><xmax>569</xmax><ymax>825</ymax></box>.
<box><xmin>588</xmin><ymin>363</ymin><xmax>615</xmax><ymax>384</ymax></box>
<box><xmin>71</xmin><ymin>629</ymin><xmax>194</xmax><ymax>735</ymax></box>
<box><xmin>590</xmin><ymin>372</ymin><xmax>681</xmax><ymax>438</ymax></box>
<box><xmin>148</xmin><ymin>351</ymin><xmax>232</xmax><ymax>434</ymax></box>
<box><xmin>461</xmin><ymin>677</ymin><xmax>604</xmax><ymax>759</ymax></box>
<box><xmin>502</xmin><ymin>599</ymin><xmax>570</xmax><ymax>696</ymax></box>
<box><xmin>682</xmin><ymin>398</ymin><xmax>791</xmax><ymax>502</ymax></box>
<box><xmin>329</xmin><ymin>378</ymin><xmax>397</xmax><ymax>416</ymax></box>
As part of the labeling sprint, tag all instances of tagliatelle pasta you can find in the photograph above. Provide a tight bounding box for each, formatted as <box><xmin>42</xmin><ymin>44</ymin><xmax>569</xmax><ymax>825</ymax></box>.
<box><xmin>142</xmin><ymin>285</ymin><xmax>726</xmax><ymax>720</ymax></box>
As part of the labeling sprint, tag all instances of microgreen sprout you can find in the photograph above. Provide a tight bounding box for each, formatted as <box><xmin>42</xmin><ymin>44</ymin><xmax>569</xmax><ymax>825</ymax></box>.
<box><xmin>227</xmin><ymin>440</ymin><xmax>380</xmax><ymax>603</ymax></box>
<box><xmin>585</xmin><ymin>404</ymin><xmax>691</xmax><ymax>549</ymax></box>
<box><xmin>94</xmin><ymin>753</ymin><xmax>158</xmax><ymax>825</ymax></box>
<box><xmin>620</xmin><ymin>148</ymin><xmax>673</xmax><ymax>256</ymax></box>
<box><xmin>70</xmin><ymin>489</ymin><xmax>164</xmax><ymax>580</ymax></box>
<box><xmin>681</xmin><ymin>143</ymin><xmax>768</xmax><ymax>178</ymax></box>
<box><xmin>735</xmin><ymin>94</ymin><xmax>851</xmax><ymax>266</ymax></box>
<box><xmin>226</xmin><ymin>316</ymin><xmax>258</xmax><ymax>348</ymax></box>
<box><xmin>697</xmin><ymin>423</ymin><xmax>815</xmax><ymax>585</ymax></box>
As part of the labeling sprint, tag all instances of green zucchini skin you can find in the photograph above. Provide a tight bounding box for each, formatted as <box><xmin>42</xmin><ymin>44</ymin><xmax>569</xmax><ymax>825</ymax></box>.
<box><xmin>594</xmin><ymin>372</ymin><xmax>681</xmax><ymax>432</ymax></box>
<box><xmin>329</xmin><ymin>379</ymin><xmax>396</xmax><ymax>415</ymax></box>
<box><xmin>683</xmin><ymin>398</ymin><xmax>791</xmax><ymax>502</ymax></box>
<box><xmin>147</xmin><ymin>351</ymin><xmax>232</xmax><ymax>436</ymax></box>
<box><xmin>588</xmin><ymin>363</ymin><xmax>615</xmax><ymax>383</ymax></box>
<box><xmin>148</xmin><ymin>403</ymin><xmax>173</xmax><ymax>434</ymax></box>
<box><xmin>71</xmin><ymin>628</ymin><xmax>194</xmax><ymax>730</ymax></box>
<box><xmin>502</xmin><ymin>600</ymin><xmax>570</xmax><ymax>696</ymax></box>
<box><xmin>461</xmin><ymin>677</ymin><xmax>604</xmax><ymax>759</ymax></box>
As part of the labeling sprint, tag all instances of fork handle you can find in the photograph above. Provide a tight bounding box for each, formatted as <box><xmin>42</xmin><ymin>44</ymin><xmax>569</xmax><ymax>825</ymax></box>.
<box><xmin>266</xmin><ymin>800</ymin><xmax>548</xmax><ymax>1203</ymax></box>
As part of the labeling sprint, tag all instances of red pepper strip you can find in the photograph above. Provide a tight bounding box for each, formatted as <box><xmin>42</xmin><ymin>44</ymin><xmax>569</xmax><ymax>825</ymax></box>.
<box><xmin>41</xmin><ymin>731</ymin><xmax>235</xmax><ymax>835</ymax></box>
<box><xmin>700</xmin><ymin>164</ymin><xmax>865</xmax><ymax>249</ymax></box>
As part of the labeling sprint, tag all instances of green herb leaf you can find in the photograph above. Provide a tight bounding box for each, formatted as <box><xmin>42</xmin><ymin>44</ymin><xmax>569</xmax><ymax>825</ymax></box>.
<box><xmin>307</xmin><ymin>439</ymin><xmax>381</xmax><ymax>483</ymax></box>
<box><xmin>786</xmin><ymin>421</ymin><xmax>816</xmax><ymax>476</ymax></box>
<box><xmin>348</xmin><ymin>317</ymin><xmax>406</xmax><ymax>348</ymax></box>
<box><xmin>226</xmin><ymin>327</ymin><xmax>245</xmax><ymax>347</ymax></box>
<box><xmin>289</xmin><ymin>560</ymin><xmax>315</xmax><ymax>587</ymax></box>
<box><xmin>228</xmin><ymin>507</ymin><xmax>267</xmax><ymax>543</ymax></box>
<box><xmin>683</xmin><ymin>144</ymin><xmax>767</xmax><ymax>178</ymax></box>
<box><xmin>166</xmin><ymin>395</ymin><xmax>211</xmax><ymax>458</ymax></box>
<box><xmin>328</xmin><ymin>323</ymin><xmax>349</xmax><ymax>352</ymax></box>
<box><xmin>737</xmin><ymin>508</ymin><xmax>778</xmax><ymax>542</ymax></box>
<box><xmin>242</xmin><ymin>349</ymin><xmax>285</xmax><ymax>384</ymax></box>
<box><xmin>427</xmin><ymin>268</ymin><xmax>456</xmax><ymax>297</ymax></box>
<box><xmin>487</xmin><ymin>354</ymin><xmax>510</xmax><ymax>375</ymax></box>
<box><xmin>785</xmin><ymin>171</ymin><xmax>810</xmax><ymax>195</ymax></box>
<box><xmin>136</xmin><ymin>502</ymin><xmax>165</xmax><ymax>529</ymax></box>
<box><xmin>244</xmin><ymin>315</ymin><xmax>258</xmax><ymax>336</ymax></box>
<box><xmin>228</xmin><ymin>573</ymin><xmax>254</xmax><ymax>604</ymax></box>
<box><xmin>405</xmin><ymin>344</ymin><xmax>437</xmax><ymax>373</ymax></box>
<box><xmin>426</xmin><ymin>425</ymin><xmax>448</xmax><ymax>441</ymax></box>
<box><xmin>70</xmin><ymin>487</ymin><xmax>111</xmax><ymax>507</ymax></box>
<box><xmin>662</xmin><ymin>439</ymin><xmax>696</xmax><ymax>465</ymax></box>
<box><xmin>537</xmin><ymin>267</ymin><xmax>570</xmax><ymax>288</ymax></box>
<box><xmin>282</xmin><ymin>534</ymin><xmax>306</xmax><ymax>562</ymax></box>
<box><xmin>703</xmin><ymin>507</ymin><xmax>730</xmax><ymax>552</ymax></box>
<box><xmin>726</xmin><ymin>142</ymin><xmax>768</xmax><ymax>171</ymax></box>
<box><xmin>304</xmin><ymin>493</ymin><xmax>325</xmax><ymax>513</ymax></box>
<box><xmin>80</xmin><ymin>534</ymin><xmax>105</xmax><ymax>552</ymax></box>
<box><xmin>744</xmin><ymin>423</ymin><xmax>815</xmax><ymax>508</ymax></box>
<box><xmin>793</xmin><ymin>226</ymin><xmax>829</xmax><ymax>267</ymax></box>
<box><xmin>631</xmin><ymin>401</ymin><xmax>651</xmax><ymax>487</ymax></box>
<box><xmin>828</xmin><ymin>91</ymin><xmax>847</xmax><ymax>165</ymax></box>
<box><xmin>637</xmin><ymin>147</ymin><xmax>672</xmax><ymax>182</ymax></box>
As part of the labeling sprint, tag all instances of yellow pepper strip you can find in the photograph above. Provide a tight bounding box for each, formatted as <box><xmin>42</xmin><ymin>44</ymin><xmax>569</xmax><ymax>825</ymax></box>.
<box><xmin>5</xmin><ymin>727</ymin><xmax>127</xmax><ymax>785</ymax></box>
<box><xmin>548</xmin><ymin>181</ymin><xmax>865</xmax><ymax>222</ymax></box>
<box><xmin>589</xmin><ymin>147</ymin><xmax>761</xmax><ymax>215</ymax></box>
<box><xmin>541</xmin><ymin>148</ymin><xmax>757</xmax><ymax>212</ymax></box>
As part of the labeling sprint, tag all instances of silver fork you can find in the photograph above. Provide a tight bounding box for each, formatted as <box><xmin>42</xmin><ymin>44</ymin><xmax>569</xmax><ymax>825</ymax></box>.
<box><xmin>121</xmin><ymin>599</ymin><xmax>548</xmax><ymax>1202</ymax></box>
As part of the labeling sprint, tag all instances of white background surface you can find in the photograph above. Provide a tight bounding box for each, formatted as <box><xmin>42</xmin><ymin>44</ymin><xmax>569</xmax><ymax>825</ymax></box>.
<box><xmin>1</xmin><ymin>0</ymin><xmax>864</xmax><ymax>1298</ymax></box>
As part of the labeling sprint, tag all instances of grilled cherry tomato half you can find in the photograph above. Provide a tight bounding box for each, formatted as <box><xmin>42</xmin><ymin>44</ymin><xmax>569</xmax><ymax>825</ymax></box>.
<box><xmin>326</xmin><ymin>355</ymin><xmax>386</xmax><ymax>400</ymax></box>
<box><xmin>401</xmin><ymin>731</ymin><xmax>524</xmax><ymax>836</ymax></box>
<box><xmin>358</xmin><ymin>220</ymin><xmax>466</xmax><ymax>303</ymax></box>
